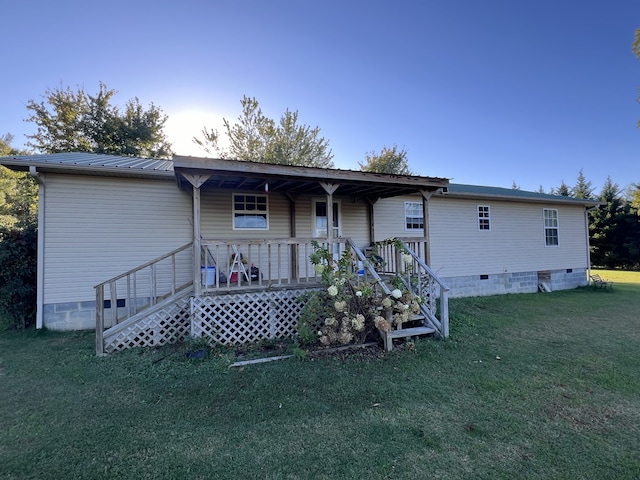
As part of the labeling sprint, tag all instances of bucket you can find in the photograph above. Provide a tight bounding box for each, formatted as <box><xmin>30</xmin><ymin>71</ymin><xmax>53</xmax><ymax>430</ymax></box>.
<box><xmin>201</xmin><ymin>266</ymin><xmax>216</xmax><ymax>286</ymax></box>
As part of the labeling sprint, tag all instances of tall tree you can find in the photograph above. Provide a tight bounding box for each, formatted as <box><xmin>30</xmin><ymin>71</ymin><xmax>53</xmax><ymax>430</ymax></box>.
<box><xmin>572</xmin><ymin>169</ymin><xmax>595</xmax><ymax>199</ymax></box>
<box><xmin>359</xmin><ymin>145</ymin><xmax>412</xmax><ymax>175</ymax></box>
<box><xmin>25</xmin><ymin>83</ymin><xmax>172</xmax><ymax>158</ymax></box>
<box><xmin>589</xmin><ymin>176</ymin><xmax>640</xmax><ymax>268</ymax></box>
<box><xmin>590</xmin><ymin>177</ymin><xmax>623</xmax><ymax>267</ymax></box>
<box><xmin>0</xmin><ymin>135</ymin><xmax>37</xmax><ymax>230</ymax></box>
<box><xmin>194</xmin><ymin>96</ymin><xmax>334</xmax><ymax>168</ymax></box>
<box><xmin>555</xmin><ymin>180</ymin><xmax>571</xmax><ymax>196</ymax></box>
<box><xmin>629</xmin><ymin>183</ymin><xmax>640</xmax><ymax>213</ymax></box>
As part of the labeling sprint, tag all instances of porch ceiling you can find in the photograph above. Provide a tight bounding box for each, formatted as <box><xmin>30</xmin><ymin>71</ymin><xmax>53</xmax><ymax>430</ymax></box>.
<box><xmin>173</xmin><ymin>155</ymin><xmax>449</xmax><ymax>200</ymax></box>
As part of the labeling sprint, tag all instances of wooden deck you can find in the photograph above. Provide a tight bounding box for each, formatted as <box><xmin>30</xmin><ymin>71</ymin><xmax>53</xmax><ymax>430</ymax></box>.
<box><xmin>95</xmin><ymin>237</ymin><xmax>448</xmax><ymax>355</ymax></box>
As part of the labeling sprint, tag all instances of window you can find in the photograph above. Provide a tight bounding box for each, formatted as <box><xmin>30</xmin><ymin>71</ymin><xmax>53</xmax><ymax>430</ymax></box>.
<box><xmin>233</xmin><ymin>194</ymin><xmax>268</xmax><ymax>229</ymax></box>
<box><xmin>543</xmin><ymin>208</ymin><xmax>559</xmax><ymax>246</ymax></box>
<box><xmin>478</xmin><ymin>205</ymin><xmax>490</xmax><ymax>231</ymax></box>
<box><xmin>404</xmin><ymin>202</ymin><xmax>424</xmax><ymax>230</ymax></box>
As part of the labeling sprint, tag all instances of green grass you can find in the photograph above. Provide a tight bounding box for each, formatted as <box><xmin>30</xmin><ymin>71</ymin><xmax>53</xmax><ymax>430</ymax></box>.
<box><xmin>1</xmin><ymin>281</ymin><xmax>639</xmax><ymax>479</ymax></box>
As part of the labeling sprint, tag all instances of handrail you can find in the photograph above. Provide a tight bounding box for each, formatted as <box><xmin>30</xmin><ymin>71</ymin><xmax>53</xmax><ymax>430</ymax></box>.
<box><xmin>94</xmin><ymin>242</ymin><xmax>193</xmax><ymax>289</ymax></box>
<box><xmin>397</xmin><ymin>239</ymin><xmax>450</xmax><ymax>338</ymax></box>
<box><xmin>95</xmin><ymin>242</ymin><xmax>194</xmax><ymax>355</ymax></box>
<box><xmin>345</xmin><ymin>238</ymin><xmax>391</xmax><ymax>295</ymax></box>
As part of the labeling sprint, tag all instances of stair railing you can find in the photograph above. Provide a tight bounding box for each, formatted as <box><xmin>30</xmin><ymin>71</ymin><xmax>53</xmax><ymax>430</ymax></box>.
<box><xmin>95</xmin><ymin>242</ymin><xmax>194</xmax><ymax>354</ymax></box>
<box><xmin>396</xmin><ymin>240</ymin><xmax>450</xmax><ymax>338</ymax></box>
<box><xmin>345</xmin><ymin>238</ymin><xmax>392</xmax><ymax>296</ymax></box>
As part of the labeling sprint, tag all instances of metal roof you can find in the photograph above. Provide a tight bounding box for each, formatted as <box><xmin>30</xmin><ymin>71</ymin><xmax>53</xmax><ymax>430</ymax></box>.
<box><xmin>0</xmin><ymin>152</ymin><xmax>174</xmax><ymax>178</ymax></box>
<box><xmin>0</xmin><ymin>153</ymin><xmax>603</xmax><ymax>207</ymax></box>
<box><xmin>172</xmin><ymin>155</ymin><xmax>450</xmax><ymax>200</ymax></box>
<box><xmin>442</xmin><ymin>183</ymin><xmax>604</xmax><ymax>207</ymax></box>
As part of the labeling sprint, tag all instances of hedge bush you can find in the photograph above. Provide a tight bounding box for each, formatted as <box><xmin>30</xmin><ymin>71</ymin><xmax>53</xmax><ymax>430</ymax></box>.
<box><xmin>0</xmin><ymin>224</ymin><xmax>37</xmax><ymax>330</ymax></box>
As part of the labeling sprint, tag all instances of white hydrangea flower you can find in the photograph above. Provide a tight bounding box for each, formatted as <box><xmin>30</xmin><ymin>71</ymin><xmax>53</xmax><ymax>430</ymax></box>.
<box><xmin>401</xmin><ymin>253</ymin><xmax>412</xmax><ymax>265</ymax></box>
<box><xmin>391</xmin><ymin>289</ymin><xmax>402</xmax><ymax>299</ymax></box>
<box><xmin>355</xmin><ymin>290</ymin><xmax>363</xmax><ymax>297</ymax></box>
<box><xmin>314</xmin><ymin>263</ymin><xmax>325</xmax><ymax>274</ymax></box>
<box><xmin>327</xmin><ymin>285</ymin><xmax>338</xmax><ymax>297</ymax></box>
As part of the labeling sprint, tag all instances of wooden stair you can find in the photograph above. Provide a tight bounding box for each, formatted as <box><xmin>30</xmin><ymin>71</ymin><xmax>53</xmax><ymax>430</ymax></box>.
<box><xmin>382</xmin><ymin>314</ymin><xmax>436</xmax><ymax>351</ymax></box>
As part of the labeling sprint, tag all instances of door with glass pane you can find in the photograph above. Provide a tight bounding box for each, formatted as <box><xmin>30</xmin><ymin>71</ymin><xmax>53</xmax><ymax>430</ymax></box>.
<box><xmin>313</xmin><ymin>200</ymin><xmax>341</xmax><ymax>259</ymax></box>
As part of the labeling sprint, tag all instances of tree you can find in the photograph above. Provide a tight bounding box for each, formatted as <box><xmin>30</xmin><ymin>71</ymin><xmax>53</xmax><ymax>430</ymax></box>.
<box><xmin>629</xmin><ymin>183</ymin><xmax>640</xmax><ymax>213</ymax></box>
<box><xmin>572</xmin><ymin>169</ymin><xmax>594</xmax><ymax>199</ymax></box>
<box><xmin>590</xmin><ymin>177</ymin><xmax>623</xmax><ymax>267</ymax></box>
<box><xmin>359</xmin><ymin>145</ymin><xmax>412</xmax><ymax>175</ymax></box>
<box><xmin>25</xmin><ymin>83</ymin><xmax>172</xmax><ymax>158</ymax></box>
<box><xmin>0</xmin><ymin>135</ymin><xmax>37</xmax><ymax>230</ymax></box>
<box><xmin>193</xmin><ymin>96</ymin><xmax>334</xmax><ymax>168</ymax></box>
<box><xmin>589</xmin><ymin>176</ymin><xmax>640</xmax><ymax>268</ymax></box>
<box><xmin>0</xmin><ymin>135</ymin><xmax>38</xmax><ymax>329</ymax></box>
<box><xmin>555</xmin><ymin>180</ymin><xmax>571</xmax><ymax>196</ymax></box>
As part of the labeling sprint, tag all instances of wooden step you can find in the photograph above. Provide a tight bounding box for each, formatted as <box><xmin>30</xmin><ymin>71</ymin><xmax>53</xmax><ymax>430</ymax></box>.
<box><xmin>387</xmin><ymin>325</ymin><xmax>436</xmax><ymax>339</ymax></box>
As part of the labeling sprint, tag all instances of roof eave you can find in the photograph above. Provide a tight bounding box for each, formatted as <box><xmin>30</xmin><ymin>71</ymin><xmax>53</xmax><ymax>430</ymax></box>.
<box><xmin>437</xmin><ymin>190</ymin><xmax>605</xmax><ymax>207</ymax></box>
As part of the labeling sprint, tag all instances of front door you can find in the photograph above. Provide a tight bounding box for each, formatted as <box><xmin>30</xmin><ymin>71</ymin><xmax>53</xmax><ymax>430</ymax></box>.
<box><xmin>313</xmin><ymin>200</ymin><xmax>341</xmax><ymax>259</ymax></box>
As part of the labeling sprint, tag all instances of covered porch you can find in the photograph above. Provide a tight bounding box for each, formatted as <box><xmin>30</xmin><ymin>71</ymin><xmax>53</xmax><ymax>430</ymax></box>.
<box><xmin>172</xmin><ymin>155</ymin><xmax>448</xmax><ymax>296</ymax></box>
<box><xmin>95</xmin><ymin>157</ymin><xmax>449</xmax><ymax>354</ymax></box>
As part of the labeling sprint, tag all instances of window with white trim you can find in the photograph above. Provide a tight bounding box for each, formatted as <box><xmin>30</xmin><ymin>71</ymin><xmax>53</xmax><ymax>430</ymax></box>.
<box><xmin>478</xmin><ymin>205</ymin><xmax>490</xmax><ymax>231</ymax></box>
<box><xmin>233</xmin><ymin>193</ymin><xmax>268</xmax><ymax>229</ymax></box>
<box><xmin>543</xmin><ymin>208</ymin><xmax>559</xmax><ymax>246</ymax></box>
<box><xmin>404</xmin><ymin>202</ymin><xmax>424</xmax><ymax>231</ymax></box>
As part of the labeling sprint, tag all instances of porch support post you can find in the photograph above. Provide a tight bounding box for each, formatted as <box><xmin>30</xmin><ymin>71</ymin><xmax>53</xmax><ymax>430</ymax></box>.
<box><xmin>180</xmin><ymin>173</ymin><xmax>211</xmax><ymax>296</ymax></box>
<box><xmin>320</xmin><ymin>182</ymin><xmax>339</xmax><ymax>249</ymax></box>
<box><xmin>366</xmin><ymin>197</ymin><xmax>378</xmax><ymax>245</ymax></box>
<box><xmin>285</xmin><ymin>192</ymin><xmax>298</xmax><ymax>280</ymax></box>
<box><xmin>193</xmin><ymin>184</ymin><xmax>202</xmax><ymax>295</ymax></box>
<box><xmin>419</xmin><ymin>190</ymin><xmax>433</xmax><ymax>265</ymax></box>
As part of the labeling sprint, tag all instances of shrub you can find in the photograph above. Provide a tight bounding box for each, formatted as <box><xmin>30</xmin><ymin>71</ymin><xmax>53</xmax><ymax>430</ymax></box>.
<box><xmin>297</xmin><ymin>241</ymin><xmax>421</xmax><ymax>347</ymax></box>
<box><xmin>0</xmin><ymin>224</ymin><xmax>37</xmax><ymax>330</ymax></box>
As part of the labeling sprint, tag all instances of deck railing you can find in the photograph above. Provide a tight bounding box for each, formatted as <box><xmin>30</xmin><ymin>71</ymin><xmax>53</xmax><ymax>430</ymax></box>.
<box><xmin>95</xmin><ymin>242</ymin><xmax>194</xmax><ymax>354</ymax></box>
<box><xmin>200</xmin><ymin>237</ymin><xmax>351</xmax><ymax>291</ymax></box>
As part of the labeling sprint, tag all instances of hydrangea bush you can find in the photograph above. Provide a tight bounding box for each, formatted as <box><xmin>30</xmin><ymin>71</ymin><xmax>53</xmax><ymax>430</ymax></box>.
<box><xmin>296</xmin><ymin>241</ymin><xmax>423</xmax><ymax>347</ymax></box>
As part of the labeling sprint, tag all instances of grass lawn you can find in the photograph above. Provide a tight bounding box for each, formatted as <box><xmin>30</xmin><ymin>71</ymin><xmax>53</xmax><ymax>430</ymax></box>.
<box><xmin>1</xmin><ymin>278</ymin><xmax>639</xmax><ymax>479</ymax></box>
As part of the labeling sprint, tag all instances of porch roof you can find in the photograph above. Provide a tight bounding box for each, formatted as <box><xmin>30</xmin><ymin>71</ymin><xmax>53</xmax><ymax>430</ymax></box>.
<box><xmin>173</xmin><ymin>155</ymin><xmax>450</xmax><ymax>200</ymax></box>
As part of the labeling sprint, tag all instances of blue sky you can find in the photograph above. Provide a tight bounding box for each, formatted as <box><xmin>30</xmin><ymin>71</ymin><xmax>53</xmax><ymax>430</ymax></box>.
<box><xmin>2</xmin><ymin>0</ymin><xmax>638</xmax><ymax>192</ymax></box>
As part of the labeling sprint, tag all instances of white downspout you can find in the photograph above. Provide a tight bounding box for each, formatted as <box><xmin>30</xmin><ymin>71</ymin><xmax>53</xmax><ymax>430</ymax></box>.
<box><xmin>29</xmin><ymin>167</ymin><xmax>45</xmax><ymax>329</ymax></box>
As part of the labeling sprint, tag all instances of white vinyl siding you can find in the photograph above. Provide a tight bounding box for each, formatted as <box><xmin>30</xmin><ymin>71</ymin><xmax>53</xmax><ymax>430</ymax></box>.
<box><xmin>42</xmin><ymin>174</ymin><xmax>192</xmax><ymax>305</ymax></box>
<box><xmin>428</xmin><ymin>197</ymin><xmax>587</xmax><ymax>277</ymax></box>
<box><xmin>373</xmin><ymin>195</ymin><xmax>428</xmax><ymax>241</ymax></box>
<box><xmin>200</xmin><ymin>191</ymin><xmax>289</xmax><ymax>240</ymax></box>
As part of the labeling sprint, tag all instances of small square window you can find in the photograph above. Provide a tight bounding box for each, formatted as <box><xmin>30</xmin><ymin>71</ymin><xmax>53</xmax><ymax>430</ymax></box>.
<box><xmin>233</xmin><ymin>193</ymin><xmax>268</xmax><ymax>230</ymax></box>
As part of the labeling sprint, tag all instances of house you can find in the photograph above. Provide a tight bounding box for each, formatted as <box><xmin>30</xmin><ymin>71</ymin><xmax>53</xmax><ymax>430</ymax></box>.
<box><xmin>0</xmin><ymin>153</ymin><xmax>450</xmax><ymax>352</ymax></box>
<box><xmin>373</xmin><ymin>185</ymin><xmax>602</xmax><ymax>296</ymax></box>
<box><xmin>0</xmin><ymin>153</ymin><xmax>600</xmax><ymax>353</ymax></box>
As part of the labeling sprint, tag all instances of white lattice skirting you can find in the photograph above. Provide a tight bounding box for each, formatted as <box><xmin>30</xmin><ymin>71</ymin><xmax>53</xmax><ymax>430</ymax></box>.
<box><xmin>102</xmin><ymin>287</ymin><xmax>317</xmax><ymax>353</ymax></box>
<box><xmin>191</xmin><ymin>288</ymin><xmax>316</xmax><ymax>346</ymax></box>
<box><xmin>103</xmin><ymin>296</ymin><xmax>192</xmax><ymax>353</ymax></box>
